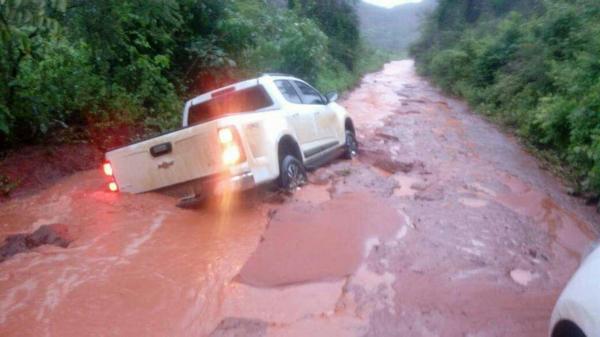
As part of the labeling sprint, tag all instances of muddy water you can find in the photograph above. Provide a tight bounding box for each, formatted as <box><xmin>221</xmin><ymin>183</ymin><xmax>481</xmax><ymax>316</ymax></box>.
<box><xmin>0</xmin><ymin>171</ymin><xmax>269</xmax><ymax>336</ymax></box>
<box><xmin>238</xmin><ymin>193</ymin><xmax>404</xmax><ymax>287</ymax></box>
<box><xmin>1</xmin><ymin>60</ymin><xmax>599</xmax><ymax>337</ymax></box>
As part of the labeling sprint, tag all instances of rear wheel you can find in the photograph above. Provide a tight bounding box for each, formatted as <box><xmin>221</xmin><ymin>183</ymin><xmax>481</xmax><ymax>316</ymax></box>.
<box><xmin>343</xmin><ymin>130</ymin><xmax>358</xmax><ymax>159</ymax></box>
<box><xmin>278</xmin><ymin>155</ymin><xmax>307</xmax><ymax>191</ymax></box>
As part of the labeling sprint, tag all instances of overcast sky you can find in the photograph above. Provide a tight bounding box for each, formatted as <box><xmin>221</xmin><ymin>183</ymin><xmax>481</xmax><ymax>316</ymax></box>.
<box><xmin>362</xmin><ymin>0</ymin><xmax>422</xmax><ymax>8</ymax></box>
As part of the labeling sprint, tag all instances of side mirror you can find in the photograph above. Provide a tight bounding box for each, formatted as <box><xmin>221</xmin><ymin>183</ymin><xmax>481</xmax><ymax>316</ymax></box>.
<box><xmin>326</xmin><ymin>92</ymin><xmax>338</xmax><ymax>103</ymax></box>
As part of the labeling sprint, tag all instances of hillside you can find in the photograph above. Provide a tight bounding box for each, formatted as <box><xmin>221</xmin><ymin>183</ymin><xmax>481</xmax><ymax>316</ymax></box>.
<box><xmin>357</xmin><ymin>0</ymin><xmax>436</xmax><ymax>54</ymax></box>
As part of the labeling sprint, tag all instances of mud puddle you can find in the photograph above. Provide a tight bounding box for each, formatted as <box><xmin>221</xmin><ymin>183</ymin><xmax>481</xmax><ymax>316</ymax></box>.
<box><xmin>293</xmin><ymin>182</ymin><xmax>333</xmax><ymax>204</ymax></box>
<box><xmin>392</xmin><ymin>175</ymin><xmax>423</xmax><ymax>198</ymax></box>
<box><xmin>493</xmin><ymin>173</ymin><xmax>596</xmax><ymax>259</ymax></box>
<box><xmin>510</xmin><ymin>269</ymin><xmax>537</xmax><ymax>287</ymax></box>
<box><xmin>237</xmin><ymin>192</ymin><xmax>404</xmax><ymax>287</ymax></box>
<box><xmin>360</xmin><ymin>150</ymin><xmax>426</xmax><ymax>176</ymax></box>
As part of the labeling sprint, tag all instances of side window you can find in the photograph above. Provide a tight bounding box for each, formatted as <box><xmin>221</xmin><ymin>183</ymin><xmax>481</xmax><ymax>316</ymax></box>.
<box><xmin>275</xmin><ymin>80</ymin><xmax>302</xmax><ymax>104</ymax></box>
<box><xmin>294</xmin><ymin>81</ymin><xmax>325</xmax><ymax>105</ymax></box>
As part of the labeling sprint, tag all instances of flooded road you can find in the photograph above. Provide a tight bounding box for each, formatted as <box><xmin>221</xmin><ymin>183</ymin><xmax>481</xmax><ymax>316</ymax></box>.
<box><xmin>1</xmin><ymin>60</ymin><xmax>598</xmax><ymax>337</ymax></box>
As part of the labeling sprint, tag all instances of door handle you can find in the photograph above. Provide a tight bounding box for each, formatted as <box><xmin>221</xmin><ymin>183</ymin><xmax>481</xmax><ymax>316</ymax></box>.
<box><xmin>150</xmin><ymin>142</ymin><xmax>172</xmax><ymax>157</ymax></box>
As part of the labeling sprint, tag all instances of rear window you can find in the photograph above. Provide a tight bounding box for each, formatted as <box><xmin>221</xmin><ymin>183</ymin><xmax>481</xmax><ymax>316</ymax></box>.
<box><xmin>275</xmin><ymin>80</ymin><xmax>302</xmax><ymax>104</ymax></box>
<box><xmin>188</xmin><ymin>85</ymin><xmax>273</xmax><ymax>126</ymax></box>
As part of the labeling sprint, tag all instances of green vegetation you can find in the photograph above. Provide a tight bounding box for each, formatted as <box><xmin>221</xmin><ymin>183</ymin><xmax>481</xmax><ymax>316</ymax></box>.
<box><xmin>0</xmin><ymin>0</ymin><xmax>389</xmax><ymax>150</ymax></box>
<box><xmin>411</xmin><ymin>0</ymin><xmax>600</xmax><ymax>196</ymax></box>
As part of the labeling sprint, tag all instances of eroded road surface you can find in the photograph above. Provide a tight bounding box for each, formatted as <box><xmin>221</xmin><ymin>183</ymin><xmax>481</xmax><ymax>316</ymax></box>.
<box><xmin>1</xmin><ymin>60</ymin><xmax>598</xmax><ymax>337</ymax></box>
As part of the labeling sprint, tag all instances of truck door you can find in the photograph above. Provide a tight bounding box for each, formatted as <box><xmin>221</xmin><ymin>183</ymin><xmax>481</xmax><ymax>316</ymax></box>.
<box><xmin>292</xmin><ymin>80</ymin><xmax>339</xmax><ymax>146</ymax></box>
<box><xmin>274</xmin><ymin>80</ymin><xmax>318</xmax><ymax>151</ymax></box>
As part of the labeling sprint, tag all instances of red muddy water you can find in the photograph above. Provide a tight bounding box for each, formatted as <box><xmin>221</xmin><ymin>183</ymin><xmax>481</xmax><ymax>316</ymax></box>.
<box><xmin>238</xmin><ymin>192</ymin><xmax>404</xmax><ymax>287</ymax></box>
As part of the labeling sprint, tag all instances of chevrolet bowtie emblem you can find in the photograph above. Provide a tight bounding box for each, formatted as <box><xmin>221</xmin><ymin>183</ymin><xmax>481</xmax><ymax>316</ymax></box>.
<box><xmin>158</xmin><ymin>161</ymin><xmax>174</xmax><ymax>169</ymax></box>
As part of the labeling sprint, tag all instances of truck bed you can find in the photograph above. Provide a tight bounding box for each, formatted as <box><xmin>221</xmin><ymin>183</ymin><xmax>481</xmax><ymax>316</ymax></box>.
<box><xmin>106</xmin><ymin>121</ymin><xmax>224</xmax><ymax>194</ymax></box>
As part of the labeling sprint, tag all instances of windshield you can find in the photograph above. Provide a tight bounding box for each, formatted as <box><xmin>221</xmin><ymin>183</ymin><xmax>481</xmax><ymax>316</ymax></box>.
<box><xmin>188</xmin><ymin>85</ymin><xmax>273</xmax><ymax>126</ymax></box>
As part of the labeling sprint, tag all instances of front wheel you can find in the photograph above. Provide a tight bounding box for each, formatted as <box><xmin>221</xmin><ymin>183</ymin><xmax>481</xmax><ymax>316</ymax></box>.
<box><xmin>278</xmin><ymin>155</ymin><xmax>307</xmax><ymax>191</ymax></box>
<box><xmin>343</xmin><ymin>130</ymin><xmax>358</xmax><ymax>159</ymax></box>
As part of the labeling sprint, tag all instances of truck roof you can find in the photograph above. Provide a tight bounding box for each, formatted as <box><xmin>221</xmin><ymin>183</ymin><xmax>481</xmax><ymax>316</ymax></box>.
<box><xmin>186</xmin><ymin>74</ymin><xmax>298</xmax><ymax>107</ymax></box>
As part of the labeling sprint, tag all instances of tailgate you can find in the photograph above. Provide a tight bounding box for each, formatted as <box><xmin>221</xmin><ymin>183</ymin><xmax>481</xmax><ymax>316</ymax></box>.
<box><xmin>106</xmin><ymin>124</ymin><xmax>222</xmax><ymax>193</ymax></box>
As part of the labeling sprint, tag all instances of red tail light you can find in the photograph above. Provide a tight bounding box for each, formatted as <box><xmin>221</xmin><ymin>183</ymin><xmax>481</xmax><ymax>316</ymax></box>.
<box><xmin>218</xmin><ymin>127</ymin><xmax>246</xmax><ymax>166</ymax></box>
<box><xmin>103</xmin><ymin>162</ymin><xmax>113</xmax><ymax>177</ymax></box>
<box><xmin>108</xmin><ymin>182</ymin><xmax>119</xmax><ymax>192</ymax></box>
<box><xmin>103</xmin><ymin>161</ymin><xmax>118</xmax><ymax>192</ymax></box>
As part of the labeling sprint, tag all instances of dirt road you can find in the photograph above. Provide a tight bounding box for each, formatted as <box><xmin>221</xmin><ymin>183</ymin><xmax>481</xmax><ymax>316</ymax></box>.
<box><xmin>0</xmin><ymin>60</ymin><xmax>598</xmax><ymax>337</ymax></box>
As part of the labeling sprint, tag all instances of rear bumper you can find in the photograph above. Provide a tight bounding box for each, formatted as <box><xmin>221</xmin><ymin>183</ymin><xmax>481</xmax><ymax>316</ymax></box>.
<box><xmin>155</xmin><ymin>171</ymin><xmax>256</xmax><ymax>198</ymax></box>
<box><xmin>213</xmin><ymin>171</ymin><xmax>256</xmax><ymax>195</ymax></box>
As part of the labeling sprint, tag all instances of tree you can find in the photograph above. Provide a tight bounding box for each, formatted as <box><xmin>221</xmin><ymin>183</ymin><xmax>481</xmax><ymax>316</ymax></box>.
<box><xmin>288</xmin><ymin>0</ymin><xmax>360</xmax><ymax>70</ymax></box>
<box><xmin>0</xmin><ymin>0</ymin><xmax>67</xmax><ymax>135</ymax></box>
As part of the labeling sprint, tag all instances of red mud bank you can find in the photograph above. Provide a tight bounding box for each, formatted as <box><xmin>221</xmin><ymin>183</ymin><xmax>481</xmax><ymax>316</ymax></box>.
<box><xmin>0</xmin><ymin>123</ymin><xmax>150</xmax><ymax>200</ymax></box>
<box><xmin>0</xmin><ymin>144</ymin><xmax>103</xmax><ymax>200</ymax></box>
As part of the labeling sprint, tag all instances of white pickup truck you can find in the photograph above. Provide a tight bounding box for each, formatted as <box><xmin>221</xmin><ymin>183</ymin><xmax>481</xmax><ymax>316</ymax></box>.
<box><xmin>102</xmin><ymin>74</ymin><xmax>358</xmax><ymax>199</ymax></box>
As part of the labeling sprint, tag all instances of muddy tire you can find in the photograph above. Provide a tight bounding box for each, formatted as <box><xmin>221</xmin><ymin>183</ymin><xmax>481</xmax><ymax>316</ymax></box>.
<box><xmin>278</xmin><ymin>155</ymin><xmax>307</xmax><ymax>191</ymax></box>
<box><xmin>343</xmin><ymin>130</ymin><xmax>358</xmax><ymax>159</ymax></box>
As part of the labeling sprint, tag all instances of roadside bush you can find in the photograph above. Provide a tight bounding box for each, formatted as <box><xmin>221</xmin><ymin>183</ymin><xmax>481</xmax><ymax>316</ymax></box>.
<box><xmin>289</xmin><ymin>0</ymin><xmax>361</xmax><ymax>70</ymax></box>
<box><xmin>12</xmin><ymin>39</ymin><xmax>104</xmax><ymax>135</ymax></box>
<box><xmin>228</xmin><ymin>3</ymin><xmax>329</xmax><ymax>84</ymax></box>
